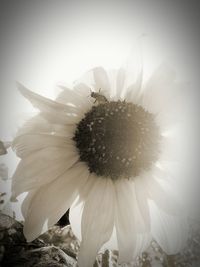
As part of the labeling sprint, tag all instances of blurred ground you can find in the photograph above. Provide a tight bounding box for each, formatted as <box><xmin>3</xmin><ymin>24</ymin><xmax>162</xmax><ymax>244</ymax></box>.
<box><xmin>0</xmin><ymin>213</ymin><xmax>200</xmax><ymax>267</ymax></box>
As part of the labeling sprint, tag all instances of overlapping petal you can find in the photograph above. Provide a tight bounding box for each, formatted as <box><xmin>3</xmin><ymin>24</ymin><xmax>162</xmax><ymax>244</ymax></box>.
<box><xmin>12</xmin><ymin>134</ymin><xmax>74</xmax><ymax>158</ymax></box>
<box><xmin>17</xmin><ymin>83</ymin><xmax>80</xmax><ymax>124</ymax></box>
<box><xmin>11</xmin><ymin>146</ymin><xmax>79</xmax><ymax>198</ymax></box>
<box><xmin>150</xmin><ymin>202</ymin><xmax>189</xmax><ymax>254</ymax></box>
<box><xmin>23</xmin><ymin>162</ymin><xmax>89</xmax><ymax>241</ymax></box>
<box><xmin>115</xmin><ymin>68</ymin><xmax>126</xmax><ymax>99</ymax></box>
<box><xmin>115</xmin><ymin>179</ymin><xmax>151</xmax><ymax>263</ymax></box>
<box><xmin>78</xmin><ymin>178</ymin><xmax>115</xmax><ymax>267</ymax></box>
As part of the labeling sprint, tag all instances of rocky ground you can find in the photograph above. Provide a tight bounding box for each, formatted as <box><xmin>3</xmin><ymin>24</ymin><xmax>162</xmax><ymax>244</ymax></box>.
<box><xmin>0</xmin><ymin>213</ymin><xmax>200</xmax><ymax>267</ymax></box>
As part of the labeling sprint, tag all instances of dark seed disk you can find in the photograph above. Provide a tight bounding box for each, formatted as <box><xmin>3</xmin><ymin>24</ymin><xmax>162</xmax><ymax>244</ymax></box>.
<box><xmin>73</xmin><ymin>101</ymin><xmax>161</xmax><ymax>180</ymax></box>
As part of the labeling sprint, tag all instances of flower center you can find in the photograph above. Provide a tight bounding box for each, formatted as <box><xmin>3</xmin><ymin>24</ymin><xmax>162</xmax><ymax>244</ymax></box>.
<box><xmin>73</xmin><ymin>101</ymin><xmax>160</xmax><ymax>180</ymax></box>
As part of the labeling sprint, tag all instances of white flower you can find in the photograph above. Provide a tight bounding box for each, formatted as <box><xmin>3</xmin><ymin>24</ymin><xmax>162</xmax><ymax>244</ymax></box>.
<box><xmin>11</xmin><ymin>65</ymin><xmax>189</xmax><ymax>266</ymax></box>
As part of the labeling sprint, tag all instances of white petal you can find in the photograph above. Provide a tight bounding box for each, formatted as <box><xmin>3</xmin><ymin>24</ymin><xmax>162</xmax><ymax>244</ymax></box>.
<box><xmin>155</xmin><ymin>110</ymin><xmax>181</xmax><ymax>132</ymax></box>
<box><xmin>134</xmin><ymin>176</ymin><xmax>150</xmax><ymax>230</ymax></box>
<box><xmin>69</xmin><ymin>174</ymin><xmax>101</xmax><ymax>240</ymax></box>
<box><xmin>11</xmin><ymin>146</ymin><xmax>79</xmax><ymax>198</ymax></box>
<box><xmin>56</xmin><ymin>86</ymin><xmax>85</xmax><ymax>106</ymax></box>
<box><xmin>115</xmin><ymin>179</ymin><xmax>149</xmax><ymax>263</ymax></box>
<box><xmin>16</xmin><ymin>114</ymin><xmax>76</xmax><ymax>141</ymax></box>
<box><xmin>133</xmin><ymin>233</ymin><xmax>152</xmax><ymax>258</ymax></box>
<box><xmin>23</xmin><ymin>162</ymin><xmax>89</xmax><ymax>241</ymax></box>
<box><xmin>69</xmin><ymin>199</ymin><xmax>84</xmax><ymax>241</ymax></box>
<box><xmin>78</xmin><ymin>178</ymin><xmax>115</xmax><ymax>267</ymax></box>
<box><xmin>115</xmin><ymin>180</ymin><xmax>134</xmax><ymax>263</ymax></box>
<box><xmin>102</xmin><ymin>226</ymin><xmax>118</xmax><ymax>251</ymax></box>
<box><xmin>154</xmin><ymin>82</ymin><xmax>188</xmax><ymax>131</ymax></box>
<box><xmin>124</xmin><ymin>69</ymin><xmax>143</xmax><ymax>104</ymax></box>
<box><xmin>77</xmin><ymin>173</ymin><xmax>97</xmax><ymax>204</ymax></box>
<box><xmin>12</xmin><ymin>133</ymin><xmax>74</xmax><ymax>158</ymax></box>
<box><xmin>17</xmin><ymin>83</ymin><xmax>79</xmax><ymax>124</ymax></box>
<box><xmin>16</xmin><ymin>115</ymin><xmax>52</xmax><ymax>136</ymax></box>
<box><xmin>131</xmin><ymin>185</ymin><xmax>149</xmax><ymax>234</ymax></box>
<box><xmin>70</xmin><ymin>200</ymin><xmax>119</xmax><ymax>251</ymax></box>
<box><xmin>148</xmin><ymin>63</ymin><xmax>175</xmax><ymax>85</ymax></box>
<box><xmin>159</xmin><ymin>130</ymin><xmax>185</xmax><ymax>163</ymax></box>
<box><xmin>123</xmin><ymin>39</ymin><xmax>143</xmax><ymax>86</ymax></box>
<box><xmin>73</xmin><ymin>83</ymin><xmax>94</xmax><ymax>111</ymax></box>
<box><xmin>116</xmin><ymin>68</ymin><xmax>126</xmax><ymax>99</ymax></box>
<box><xmin>18</xmin><ymin>83</ymin><xmax>76</xmax><ymax>113</ymax></box>
<box><xmin>141</xmin><ymin>174</ymin><xmax>182</xmax><ymax>215</ymax></box>
<box><xmin>73</xmin><ymin>83</ymin><xmax>93</xmax><ymax>96</ymax></box>
<box><xmin>150</xmin><ymin>201</ymin><xmax>189</xmax><ymax>254</ymax></box>
<box><xmin>73</xmin><ymin>83</ymin><xmax>93</xmax><ymax>99</ymax></box>
<box><xmin>21</xmin><ymin>190</ymin><xmax>35</xmax><ymax>218</ymax></box>
<box><xmin>57</xmin><ymin>85</ymin><xmax>92</xmax><ymax>112</ymax></box>
<box><xmin>93</xmin><ymin>67</ymin><xmax>111</xmax><ymax>92</ymax></box>
<box><xmin>142</xmin><ymin>64</ymin><xmax>176</xmax><ymax>113</ymax></box>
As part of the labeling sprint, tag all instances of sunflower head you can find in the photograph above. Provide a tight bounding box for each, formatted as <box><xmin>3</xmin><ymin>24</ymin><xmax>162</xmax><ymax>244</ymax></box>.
<box><xmin>74</xmin><ymin>99</ymin><xmax>161</xmax><ymax>180</ymax></box>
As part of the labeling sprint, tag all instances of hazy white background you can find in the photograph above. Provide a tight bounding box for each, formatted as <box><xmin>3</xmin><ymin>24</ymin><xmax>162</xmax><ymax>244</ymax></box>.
<box><xmin>0</xmin><ymin>0</ymin><xmax>199</xmax><ymax>219</ymax></box>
